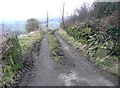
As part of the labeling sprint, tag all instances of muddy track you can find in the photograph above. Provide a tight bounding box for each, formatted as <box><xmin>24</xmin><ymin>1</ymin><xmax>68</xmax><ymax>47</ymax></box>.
<box><xmin>18</xmin><ymin>32</ymin><xmax>118</xmax><ymax>86</ymax></box>
<box><xmin>19</xmin><ymin>33</ymin><xmax>64</xmax><ymax>86</ymax></box>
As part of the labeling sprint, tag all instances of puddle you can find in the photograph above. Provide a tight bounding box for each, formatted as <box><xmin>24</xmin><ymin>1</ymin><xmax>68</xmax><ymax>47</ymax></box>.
<box><xmin>59</xmin><ymin>71</ymin><xmax>79</xmax><ymax>86</ymax></box>
<box><xmin>64</xmin><ymin>46</ymin><xmax>69</xmax><ymax>50</ymax></box>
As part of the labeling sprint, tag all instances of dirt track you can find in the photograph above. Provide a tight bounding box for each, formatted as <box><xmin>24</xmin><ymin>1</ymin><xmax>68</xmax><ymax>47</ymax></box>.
<box><xmin>19</xmin><ymin>32</ymin><xmax>118</xmax><ymax>86</ymax></box>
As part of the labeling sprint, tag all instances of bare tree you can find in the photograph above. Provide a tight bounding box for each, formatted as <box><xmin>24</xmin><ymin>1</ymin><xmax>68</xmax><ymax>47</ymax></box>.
<box><xmin>46</xmin><ymin>11</ymin><xmax>49</xmax><ymax>29</ymax></box>
<box><xmin>46</xmin><ymin>11</ymin><xmax>51</xmax><ymax>29</ymax></box>
<box><xmin>46</xmin><ymin>11</ymin><xmax>53</xmax><ymax>29</ymax></box>
<box><xmin>2</xmin><ymin>20</ymin><xmax>5</xmax><ymax>37</ymax></box>
<box><xmin>1</xmin><ymin>20</ymin><xmax>8</xmax><ymax>38</ymax></box>
<box><xmin>61</xmin><ymin>2</ymin><xmax>65</xmax><ymax>30</ymax></box>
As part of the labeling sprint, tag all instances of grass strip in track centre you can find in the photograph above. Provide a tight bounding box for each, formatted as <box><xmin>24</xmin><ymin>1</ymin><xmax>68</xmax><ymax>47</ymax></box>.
<box><xmin>48</xmin><ymin>31</ymin><xmax>63</xmax><ymax>63</ymax></box>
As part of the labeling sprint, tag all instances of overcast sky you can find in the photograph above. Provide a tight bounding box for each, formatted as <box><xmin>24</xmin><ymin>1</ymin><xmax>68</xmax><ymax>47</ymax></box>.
<box><xmin>0</xmin><ymin>0</ymin><xmax>94</xmax><ymax>21</ymax></box>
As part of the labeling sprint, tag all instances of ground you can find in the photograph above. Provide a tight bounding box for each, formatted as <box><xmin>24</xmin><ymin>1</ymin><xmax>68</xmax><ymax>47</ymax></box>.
<box><xmin>18</xmin><ymin>32</ymin><xmax>118</xmax><ymax>86</ymax></box>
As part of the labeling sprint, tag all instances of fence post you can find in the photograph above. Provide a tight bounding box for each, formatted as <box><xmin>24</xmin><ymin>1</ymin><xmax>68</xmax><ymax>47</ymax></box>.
<box><xmin>10</xmin><ymin>36</ymin><xmax>23</xmax><ymax>67</ymax></box>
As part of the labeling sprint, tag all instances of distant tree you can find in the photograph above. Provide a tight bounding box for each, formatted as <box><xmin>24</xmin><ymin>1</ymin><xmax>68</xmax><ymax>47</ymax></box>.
<box><xmin>26</xmin><ymin>18</ymin><xmax>40</xmax><ymax>32</ymax></box>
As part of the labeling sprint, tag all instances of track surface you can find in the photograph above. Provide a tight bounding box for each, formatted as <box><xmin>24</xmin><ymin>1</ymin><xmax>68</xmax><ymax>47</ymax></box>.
<box><xmin>19</xmin><ymin>33</ymin><xmax>118</xmax><ymax>86</ymax></box>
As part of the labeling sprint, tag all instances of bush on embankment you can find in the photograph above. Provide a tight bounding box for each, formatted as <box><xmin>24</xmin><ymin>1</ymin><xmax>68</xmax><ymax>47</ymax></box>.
<box><xmin>58</xmin><ymin>26</ymin><xmax>119</xmax><ymax>77</ymax></box>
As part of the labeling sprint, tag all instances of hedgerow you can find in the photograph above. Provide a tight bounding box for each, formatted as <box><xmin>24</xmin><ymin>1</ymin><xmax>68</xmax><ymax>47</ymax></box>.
<box><xmin>59</xmin><ymin>26</ymin><xmax>119</xmax><ymax>77</ymax></box>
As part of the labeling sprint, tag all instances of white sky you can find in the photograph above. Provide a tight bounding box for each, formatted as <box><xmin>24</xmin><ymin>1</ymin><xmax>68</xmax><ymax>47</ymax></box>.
<box><xmin>0</xmin><ymin>0</ymin><xmax>94</xmax><ymax>20</ymax></box>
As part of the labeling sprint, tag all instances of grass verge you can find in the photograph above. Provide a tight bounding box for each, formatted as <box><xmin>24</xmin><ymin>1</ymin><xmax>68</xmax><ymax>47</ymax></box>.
<box><xmin>18</xmin><ymin>31</ymin><xmax>43</xmax><ymax>55</ymax></box>
<box><xmin>1</xmin><ymin>31</ymin><xmax>44</xmax><ymax>86</ymax></box>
